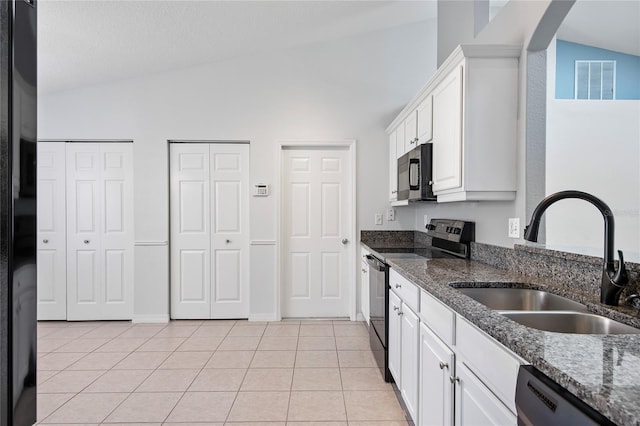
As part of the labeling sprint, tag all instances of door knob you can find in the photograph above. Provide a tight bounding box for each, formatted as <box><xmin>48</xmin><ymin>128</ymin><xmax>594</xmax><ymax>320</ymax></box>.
<box><xmin>83</xmin><ymin>240</ymin><xmax>90</xmax><ymax>244</ymax></box>
<box><xmin>342</xmin><ymin>238</ymin><xmax>349</xmax><ymax>244</ymax></box>
<box><xmin>43</xmin><ymin>239</ymin><xmax>49</xmax><ymax>244</ymax></box>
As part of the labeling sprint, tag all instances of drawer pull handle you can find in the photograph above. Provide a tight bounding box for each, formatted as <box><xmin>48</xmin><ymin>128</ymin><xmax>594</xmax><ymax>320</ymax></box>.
<box><xmin>393</xmin><ymin>306</ymin><xmax>399</xmax><ymax>311</ymax></box>
<box><xmin>43</xmin><ymin>239</ymin><xmax>49</xmax><ymax>244</ymax></box>
<box><xmin>395</xmin><ymin>284</ymin><xmax>401</xmax><ymax>289</ymax></box>
<box><xmin>439</xmin><ymin>362</ymin><xmax>448</xmax><ymax>370</ymax></box>
<box><xmin>450</xmin><ymin>376</ymin><xmax>460</xmax><ymax>384</ymax></box>
<box><xmin>397</xmin><ymin>311</ymin><xmax>403</xmax><ymax>316</ymax></box>
<box><xmin>84</xmin><ymin>240</ymin><xmax>90</xmax><ymax>244</ymax></box>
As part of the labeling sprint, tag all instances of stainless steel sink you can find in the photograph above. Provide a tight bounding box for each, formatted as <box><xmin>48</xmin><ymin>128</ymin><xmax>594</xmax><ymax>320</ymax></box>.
<box><xmin>457</xmin><ymin>287</ymin><xmax>589</xmax><ymax>312</ymax></box>
<box><xmin>501</xmin><ymin>311</ymin><xmax>640</xmax><ymax>334</ymax></box>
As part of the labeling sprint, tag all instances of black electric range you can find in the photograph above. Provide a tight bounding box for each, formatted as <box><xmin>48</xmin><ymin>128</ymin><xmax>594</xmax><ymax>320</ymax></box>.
<box><xmin>366</xmin><ymin>219</ymin><xmax>475</xmax><ymax>383</ymax></box>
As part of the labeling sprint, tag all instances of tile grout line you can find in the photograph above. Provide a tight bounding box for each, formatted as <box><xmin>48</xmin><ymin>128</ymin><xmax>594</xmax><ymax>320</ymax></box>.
<box><xmin>84</xmin><ymin>321</ymin><xmax>170</xmax><ymax>424</ymax></box>
<box><xmin>284</xmin><ymin>321</ymin><xmax>301</xmax><ymax>423</ymax></box>
<box><xmin>335</xmin><ymin>322</ymin><xmax>350</xmax><ymax>424</ymax></box>
<box><xmin>152</xmin><ymin>319</ymin><xmax>233</xmax><ymax>424</ymax></box>
<box><xmin>223</xmin><ymin>321</ymin><xmax>266</xmax><ymax>423</ymax></box>
<box><xmin>38</xmin><ymin>321</ymin><xmax>133</xmax><ymax>424</ymax></box>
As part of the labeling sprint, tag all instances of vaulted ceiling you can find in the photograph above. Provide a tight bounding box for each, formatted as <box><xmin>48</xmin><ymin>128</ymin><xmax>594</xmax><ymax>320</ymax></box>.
<box><xmin>38</xmin><ymin>0</ymin><xmax>437</xmax><ymax>94</ymax></box>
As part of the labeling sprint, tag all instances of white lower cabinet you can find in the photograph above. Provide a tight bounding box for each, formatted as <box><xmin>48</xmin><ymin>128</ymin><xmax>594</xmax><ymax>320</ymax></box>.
<box><xmin>387</xmin><ymin>272</ymin><xmax>521</xmax><ymax>426</ymax></box>
<box><xmin>388</xmin><ymin>289</ymin><xmax>402</xmax><ymax>385</ymax></box>
<box><xmin>419</xmin><ymin>322</ymin><xmax>454</xmax><ymax>426</ymax></box>
<box><xmin>400</xmin><ymin>303</ymin><xmax>420</xmax><ymax>424</ymax></box>
<box><xmin>454</xmin><ymin>361</ymin><xmax>517</xmax><ymax>426</ymax></box>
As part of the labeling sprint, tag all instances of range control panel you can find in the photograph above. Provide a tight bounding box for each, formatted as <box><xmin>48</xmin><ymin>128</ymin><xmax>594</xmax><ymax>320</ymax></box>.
<box><xmin>426</xmin><ymin>219</ymin><xmax>475</xmax><ymax>243</ymax></box>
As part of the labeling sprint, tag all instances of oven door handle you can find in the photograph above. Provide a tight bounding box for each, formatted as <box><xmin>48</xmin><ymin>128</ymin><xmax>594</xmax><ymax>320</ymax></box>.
<box><xmin>365</xmin><ymin>255</ymin><xmax>387</xmax><ymax>271</ymax></box>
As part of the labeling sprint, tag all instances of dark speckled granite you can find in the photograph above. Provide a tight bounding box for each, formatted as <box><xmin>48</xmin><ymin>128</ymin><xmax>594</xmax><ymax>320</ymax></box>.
<box><xmin>362</xmin><ymin>234</ymin><xmax>640</xmax><ymax>426</ymax></box>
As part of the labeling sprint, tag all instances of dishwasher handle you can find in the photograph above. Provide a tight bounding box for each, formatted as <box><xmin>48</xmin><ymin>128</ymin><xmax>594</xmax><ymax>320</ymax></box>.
<box><xmin>365</xmin><ymin>254</ymin><xmax>387</xmax><ymax>272</ymax></box>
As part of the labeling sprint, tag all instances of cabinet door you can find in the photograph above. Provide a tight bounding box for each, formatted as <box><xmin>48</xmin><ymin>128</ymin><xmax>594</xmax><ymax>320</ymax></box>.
<box><xmin>400</xmin><ymin>304</ymin><xmax>420</xmax><ymax>424</ymax></box>
<box><xmin>420</xmin><ymin>323</ymin><xmax>454</xmax><ymax>426</ymax></box>
<box><xmin>417</xmin><ymin>95</ymin><xmax>433</xmax><ymax>144</ymax></box>
<box><xmin>361</xmin><ymin>261</ymin><xmax>369</xmax><ymax>323</ymax></box>
<box><xmin>404</xmin><ymin>111</ymin><xmax>418</xmax><ymax>153</ymax></box>
<box><xmin>432</xmin><ymin>65</ymin><xmax>463</xmax><ymax>193</ymax></box>
<box><xmin>388</xmin><ymin>289</ymin><xmax>402</xmax><ymax>385</ymax></box>
<box><xmin>455</xmin><ymin>361</ymin><xmax>517</xmax><ymax>426</ymax></box>
<box><xmin>389</xmin><ymin>131</ymin><xmax>398</xmax><ymax>201</ymax></box>
<box><xmin>37</xmin><ymin>142</ymin><xmax>67</xmax><ymax>320</ymax></box>
<box><xmin>396</xmin><ymin>123</ymin><xmax>406</xmax><ymax>158</ymax></box>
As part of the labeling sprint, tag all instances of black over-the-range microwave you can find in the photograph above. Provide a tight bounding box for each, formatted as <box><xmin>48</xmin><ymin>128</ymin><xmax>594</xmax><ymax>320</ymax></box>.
<box><xmin>397</xmin><ymin>143</ymin><xmax>436</xmax><ymax>201</ymax></box>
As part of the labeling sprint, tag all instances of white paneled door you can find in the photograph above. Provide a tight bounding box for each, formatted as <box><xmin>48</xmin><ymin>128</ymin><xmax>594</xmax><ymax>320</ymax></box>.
<box><xmin>66</xmin><ymin>143</ymin><xmax>134</xmax><ymax>320</ymax></box>
<box><xmin>170</xmin><ymin>143</ymin><xmax>250</xmax><ymax>319</ymax></box>
<box><xmin>282</xmin><ymin>146</ymin><xmax>353</xmax><ymax>318</ymax></box>
<box><xmin>37</xmin><ymin>142</ymin><xmax>67</xmax><ymax>320</ymax></box>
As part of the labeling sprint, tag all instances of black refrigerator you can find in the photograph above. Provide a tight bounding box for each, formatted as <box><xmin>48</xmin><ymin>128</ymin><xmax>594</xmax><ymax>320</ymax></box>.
<box><xmin>0</xmin><ymin>0</ymin><xmax>37</xmax><ymax>425</ymax></box>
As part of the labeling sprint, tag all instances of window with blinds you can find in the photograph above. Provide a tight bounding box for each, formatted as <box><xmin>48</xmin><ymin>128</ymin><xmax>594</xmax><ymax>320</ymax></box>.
<box><xmin>574</xmin><ymin>60</ymin><xmax>616</xmax><ymax>100</ymax></box>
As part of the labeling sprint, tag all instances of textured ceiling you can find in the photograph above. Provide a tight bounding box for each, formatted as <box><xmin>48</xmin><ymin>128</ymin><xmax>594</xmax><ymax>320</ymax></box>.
<box><xmin>38</xmin><ymin>0</ymin><xmax>437</xmax><ymax>94</ymax></box>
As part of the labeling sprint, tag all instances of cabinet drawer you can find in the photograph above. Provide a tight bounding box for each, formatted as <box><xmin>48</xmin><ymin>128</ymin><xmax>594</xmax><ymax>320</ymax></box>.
<box><xmin>456</xmin><ymin>316</ymin><xmax>522</xmax><ymax>414</ymax></box>
<box><xmin>420</xmin><ymin>289</ymin><xmax>455</xmax><ymax>346</ymax></box>
<box><xmin>389</xmin><ymin>268</ymin><xmax>419</xmax><ymax>312</ymax></box>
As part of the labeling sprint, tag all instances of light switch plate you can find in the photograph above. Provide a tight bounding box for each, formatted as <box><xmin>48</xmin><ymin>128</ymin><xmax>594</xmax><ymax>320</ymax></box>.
<box><xmin>375</xmin><ymin>214</ymin><xmax>383</xmax><ymax>225</ymax></box>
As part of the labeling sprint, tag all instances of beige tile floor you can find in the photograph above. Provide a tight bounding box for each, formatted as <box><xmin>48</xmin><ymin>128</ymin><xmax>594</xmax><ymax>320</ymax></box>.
<box><xmin>36</xmin><ymin>319</ymin><xmax>410</xmax><ymax>425</ymax></box>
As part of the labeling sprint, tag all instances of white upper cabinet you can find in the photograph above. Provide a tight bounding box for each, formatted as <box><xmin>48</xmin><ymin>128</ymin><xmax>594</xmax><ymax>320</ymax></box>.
<box><xmin>387</xmin><ymin>44</ymin><xmax>521</xmax><ymax>203</ymax></box>
<box><xmin>416</xmin><ymin>95</ymin><xmax>433</xmax><ymax>145</ymax></box>
<box><xmin>389</xmin><ymin>131</ymin><xmax>398</xmax><ymax>201</ymax></box>
<box><xmin>403</xmin><ymin>111</ymin><xmax>418</xmax><ymax>155</ymax></box>
<box><xmin>432</xmin><ymin>65</ymin><xmax>463</xmax><ymax>194</ymax></box>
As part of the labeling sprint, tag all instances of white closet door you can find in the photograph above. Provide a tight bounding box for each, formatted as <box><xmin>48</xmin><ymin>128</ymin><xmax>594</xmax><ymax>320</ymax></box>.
<box><xmin>66</xmin><ymin>143</ymin><xmax>102</xmax><ymax>320</ymax></box>
<box><xmin>37</xmin><ymin>142</ymin><xmax>67</xmax><ymax>320</ymax></box>
<box><xmin>67</xmin><ymin>142</ymin><xmax>134</xmax><ymax>320</ymax></box>
<box><xmin>170</xmin><ymin>144</ymin><xmax>212</xmax><ymax>319</ymax></box>
<box><xmin>209</xmin><ymin>144</ymin><xmax>250</xmax><ymax>318</ymax></box>
<box><xmin>100</xmin><ymin>143</ymin><xmax>134</xmax><ymax>319</ymax></box>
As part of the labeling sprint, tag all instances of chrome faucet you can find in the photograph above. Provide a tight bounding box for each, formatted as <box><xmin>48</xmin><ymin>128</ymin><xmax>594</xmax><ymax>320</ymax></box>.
<box><xmin>523</xmin><ymin>190</ymin><xmax>628</xmax><ymax>306</ymax></box>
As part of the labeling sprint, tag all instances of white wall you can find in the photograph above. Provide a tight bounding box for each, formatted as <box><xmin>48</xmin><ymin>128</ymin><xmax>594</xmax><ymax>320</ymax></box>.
<box><xmin>38</xmin><ymin>21</ymin><xmax>437</xmax><ymax>320</ymax></box>
<box><xmin>546</xmin><ymin>41</ymin><xmax>640</xmax><ymax>260</ymax></box>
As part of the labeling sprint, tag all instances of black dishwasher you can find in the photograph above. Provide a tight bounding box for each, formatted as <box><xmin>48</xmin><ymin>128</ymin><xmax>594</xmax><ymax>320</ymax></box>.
<box><xmin>515</xmin><ymin>365</ymin><xmax>616</xmax><ymax>426</ymax></box>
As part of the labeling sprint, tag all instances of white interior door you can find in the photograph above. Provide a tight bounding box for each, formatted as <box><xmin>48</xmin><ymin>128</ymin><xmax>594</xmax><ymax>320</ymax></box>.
<box><xmin>37</xmin><ymin>142</ymin><xmax>67</xmax><ymax>320</ymax></box>
<box><xmin>282</xmin><ymin>146</ymin><xmax>353</xmax><ymax>318</ymax></box>
<box><xmin>66</xmin><ymin>142</ymin><xmax>133</xmax><ymax>320</ymax></box>
<box><xmin>210</xmin><ymin>144</ymin><xmax>250</xmax><ymax>318</ymax></box>
<box><xmin>170</xmin><ymin>144</ymin><xmax>212</xmax><ymax>319</ymax></box>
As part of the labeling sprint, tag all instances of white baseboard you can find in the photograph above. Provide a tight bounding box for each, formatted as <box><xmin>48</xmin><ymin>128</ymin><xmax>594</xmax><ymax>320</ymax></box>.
<box><xmin>356</xmin><ymin>313</ymin><xmax>365</xmax><ymax>322</ymax></box>
<box><xmin>249</xmin><ymin>313</ymin><xmax>280</xmax><ymax>322</ymax></box>
<box><xmin>132</xmin><ymin>314</ymin><xmax>170</xmax><ymax>324</ymax></box>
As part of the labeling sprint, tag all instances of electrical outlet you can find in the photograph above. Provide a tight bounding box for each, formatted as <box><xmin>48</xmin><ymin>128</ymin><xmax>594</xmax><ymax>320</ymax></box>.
<box><xmin>508</xmin><ymin>218</ymin><xmax>520</xmax><ymax>238</ymax></box>
<box><xmin>387</xmin><ymin>208</ymin><xmax>395</xmax><ymax>221</ymax></box>
<box><xmin>375</xmin><ymin>213</ymin><xmax>383</xmax><ymax>225</ymax></box>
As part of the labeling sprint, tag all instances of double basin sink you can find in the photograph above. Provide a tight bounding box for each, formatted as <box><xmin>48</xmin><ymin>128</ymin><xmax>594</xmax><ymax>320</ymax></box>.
<box><xmin>456</xmin><ymin>287</ymin><xmax>640</xmax><ymax>334</ymax></box>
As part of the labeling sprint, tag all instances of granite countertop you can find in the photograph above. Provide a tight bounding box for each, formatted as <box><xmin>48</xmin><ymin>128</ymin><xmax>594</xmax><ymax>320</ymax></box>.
<box><xmin>361</xmin><ymin>242</ymin><xmax>640</xmax><ymax>426</ymax></box>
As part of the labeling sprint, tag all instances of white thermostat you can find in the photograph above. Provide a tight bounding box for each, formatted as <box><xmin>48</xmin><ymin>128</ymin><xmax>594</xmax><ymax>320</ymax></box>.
<box><xmin>253</xmin><ymin>184</ymin><xmax>270</xmax><ymax>197</ymax></box>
